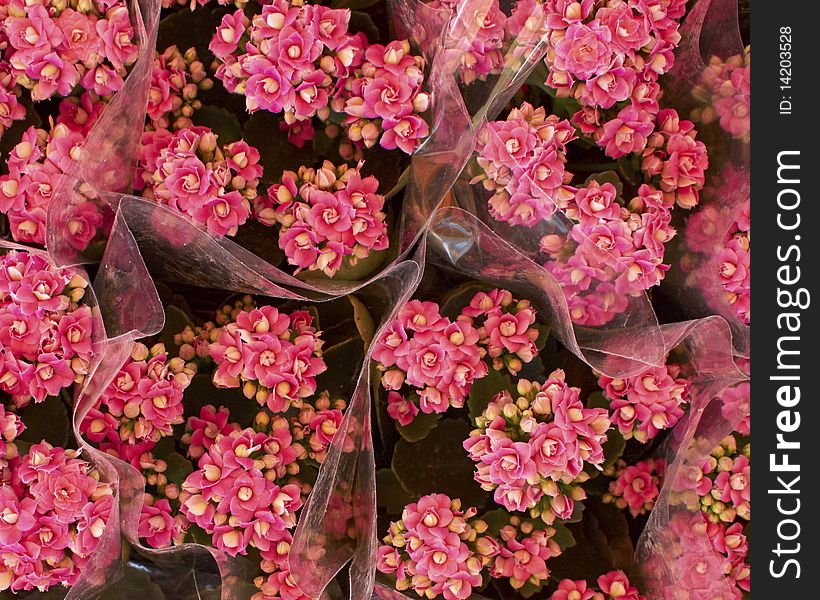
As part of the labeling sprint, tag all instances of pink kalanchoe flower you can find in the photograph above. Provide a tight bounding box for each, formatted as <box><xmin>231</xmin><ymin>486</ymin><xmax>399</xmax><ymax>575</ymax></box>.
<box><xmin>605</xmin><ymin>458</ymin><xmax>665</xmax><ymax>517</ymax></box>
<box><xmin>208</xmin><ymin>302</ymin><xmax>326</xmax><ymax>411</ymax></box>
<box><xmin>465</xmin><ymin>370</ymin><xmax>610</xmax><ymax>522</ymax></box>
<box><xmin>549</xmin><ymin>579</ymin><xmax>598</xmax><ymax>600</ymax></box>
<box><xmin>374</xmin><ymin>289</ymin><xmax>543</xmax><ymax>426</ymax></box>
<box><xmin>257</xmin><ymin>160</ymin><xmax>388</xmax><ymax>277</ymax></box>
<box><xmin>138</xmin><ymin>496</ymin><xmax>176</xmax><ymax>549</ymax></box>
<box><xmin>0</xmin><ymin>441</ymin><xmax>113</xmax><ymax>592</ymax></box>
<box><xmin>0</xmin><ymin>251</ymin><xmax>92</xmax><ymax>406</ymax></box>
<box><xmin>180</xmin><ymin>426</ymin><xmax>302</xmax><ymax>557</ymax></box>
<box><xmin>553</xmin><ymin>20</ymin><xmax>613</xmax><ymax>81</ymax></box>
<box><xmin>597</xmin><ymin>570</ymin><xmax>645</xmax><ymax>599</ymax></box>
<box><xmin>184</xmin><ymin>404</ymin><xmax>239</xmax><ymax>459</ymax></box>
<box><xmin>137</xmin><ymin>125</ymin><xmax>261</xmax><ymax>237</ymax></box>
<box><xmin>598</xmin><ymin>361</ymin><xmax>689</xmax><ymax>442</ymax></box>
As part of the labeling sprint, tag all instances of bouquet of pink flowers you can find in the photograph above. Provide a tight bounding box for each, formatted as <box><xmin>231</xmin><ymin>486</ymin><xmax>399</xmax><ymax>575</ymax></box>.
<box><xmin>0</xmin><ymin>0</ymin><xmax>750</xmax><ymax>598</ymax></box>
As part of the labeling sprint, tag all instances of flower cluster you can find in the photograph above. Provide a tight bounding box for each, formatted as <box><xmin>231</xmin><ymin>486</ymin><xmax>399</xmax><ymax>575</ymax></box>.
<box><xmin>0</xmin><ymin>95</ymin><xmax>107</xmax><ymax>248</ymax></box>
<box><xmin>549</xmin><ymin>570</ymin><xmax>646</xmax><ymax>600</ymax></box>
<box><xmin>681</xmin><ymin>164</ymin><xmax>750</xmax><ymax>325</ymax></box>
<box><xmin>179</xmin><ymin>425</ymin><xmax>302</xmax><ymax>557</ymax></box>
<box><xmin>603</xmin><ymin>458</ymin><xmax>664</xmax><ymax>517</ymax></box>
<box><xmin>428</xmin><ymin>0</ymin><xmax>506</xmax><ymax>84</ymax></box>
<box><xmin>488</xmin><ymin>513</ymin><xmax>563</xmax><ymax>592</ymax></box>
<box><xmin>544</xmin><ymin>0</ymin><xmax>684</xmax><ymax>99</ymax></box>
<box><xmin>473</xmin><ymin>102</ymin><xmax>576</xmax><ymax>226</ymax></box>
<box><xmin>0</xmin><ymin>251</ymin><xmax>93</xmax><ymax>405</ymax></box>
<box><xmin>704</xmin><ymin>520</ymin><xmax>750</xmax><ymax>596</ymax></box>
<box><xmin>542</xmin><ymin>0</ymin><xmax>693</xmax><ymax>167</ymax></box>
<box><xmin>378</xmin><ymin>494</ymin><xmax>570</xmax><ymax>599</ymax></box>
<box><xmin>464</xmin><ymin>371</ymin><xmax>610</xmax><ymax>523</ymax></box>
<box><xmin>373</xmin><ymin>289</ymin><xmax>541</xmax><ymax>425</ymax></box>
<box><xmin>376</xmin><ymin>494</ymin><xmax>494</xmax><ymax>600</ymax></box>
<box><xmin>597</xmin><ymin>360</ymin><xmax>689</xmax><ymax>442</ymax></box>
<box><xmin>0</xmin><ymin>68</ymin><xmax>25</xmax><ymax>140</ymax></box>
<box><xmin>211</xmin><ymin>1</ymin><xmax>366</xmax><ymax>119</ymax></box>
<box><xmin>137</xmin><ymin>125</ymin><xmax>263</xmax><ymax>236</ymax></box>
<box><xmin>640</xmin><ymin>109</ymin><xmax>709</xmax><ymax>209</ymax></box>
<box><xmin>2</xmin><ymin>0</ymin><xmax>138</xmax><ymax>101</ymax></box>
<box><xmin>147</xmin><ymin>45</ymin><xmax>213</xmax><ymax>131</ymax></box>
<box><xmin>211</xmin><ymin>1</ymin><xmax>429</xmax><ymax>155</ymax></box>
<box><xmin>342</xmin><ymin>40</ymin><xmax>429</xmax><ymax>154</ymax></box>
<box><xmin>696</xmin><ymin>433</ymin><xmax>750</xmax><ymax>523</ymax></box>
<box><xmin>256</xmin><ymin>160</ymin><xmax>388</xmax><ymax>276</ymax></box>
<box><xmin>374</xmin><ymin>299</ymin><xmax>487</xmax><ymax>424</ymax></box>
<box><xmin>539</xmin><ymin>182</ymin><xmax>677</xmax><ymax>326</ymax></box>
<box><xmin>207</xmin><ymin>299</ymin><xmax>327</xmax><ymax>413</ymax></box>
<box><xmin>691</xmin><ymin>47</ymin><xmax>751</xmax><ymax>143</ymax></box>
<box><xmin>0</xmin><ymin>403</ymin><xmax>24</xmax><ymax>475</ymax></box>
<box><xmin>0</xmin><ymin>441</ymin><xmax>113</xmax><ymax>593</ymax></box>
<box><xmin>667</xmin><ymin>512</ymin><xmax>749</xmax><ymax>599</ymax></box>
<box><xmin>80</xmin><ymin>342</ymin><xmax>197</xmax><ymax>449</ymax></box>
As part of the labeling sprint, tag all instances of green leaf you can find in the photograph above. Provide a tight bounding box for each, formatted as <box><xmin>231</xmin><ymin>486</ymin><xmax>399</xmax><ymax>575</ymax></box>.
<box><xmin>534</xmin><ymin>324</ymin><xmax>550</xmax><ymax>352</ymax></box>
<box><xmin>315</xmin><ymin>337</ymin><xmax>364</xmax><ymax>399</ymax></box>
<box><xmin>98</xmin><ymin>562</ymin><xmax>166</xmax><ymax>600</ymax></box>
<box><xmin>296</xmin><ymin>247</ymin><xmax>388</xmax><ymax>283</ymax></box>
<box><xmin>183</xmin><ymin>373</ymin><xmax>260</xmax><ymax>429</ymax></box>
<box><xmin>584</xmin><ymin>171</ymin><xmax>624</xmax><ymax>198</ymax></box>
<box><xmin>17</xmin><ymin>395</ymin><xmax>69</xmax><ymax>447</ymax></box>
<box><xmin>348</xmin><ymin>295</ymin><xmax>376</xmax><ymax>346</ymax></box>
<box><xmin>396</xmin><ymin>411</ymin><xmax>440</xmax><ymax>442</ymax></box>
<box><xmin>160</xmin><ymin>305</ymin><xmax>195</xmax><ymax>352</ymax></box>
<box><xmin>164</xmin><ymin>452</ymin><xmax>194</xmax><ymax>486</ymax></box>
<box><xmin>392</xmin><ymin>419</ymin><xmax>488</xmax><ymax>510</ymax></box>
<box><xmin>242</xmin><ymin>112</ymin><xmax>319</xmax><ymax>182</ymax></box>
<box><xmin>348</xmin><ymin>10</ymin><xmax>380</xmax><ymax>41</ymax></box>
<box><xmin>439</xmin><ymin>281</ymin><xmax>490</xmax><ymax>320</ymax></box>
<box><xmin>376</xmin><ymin>468</ymin><xmax>417</xmax><ymax>514</ymax></box>
<box><xmin>191</xmin><ymin>105</ymin><xmax>242</xmax><ymax>144</ymax></box>
<box><xmin>601</xmin><ymin>428</ymin><xmax>627</xmax><ymax>469</ymax></box>
<box><xmin>587</xmin><ymin>391</ymin><xmax>610</xmax><ymax>410</ymax></box>
<box><xmin>551</xmin><ymin>523</ymin><xmax>577</xmax><ymax>550</ymax></box>
<box><xmin>549</xmin><ymin>497</ymin><xmax>636</xmax><ymax>581</ymax></box>
<box><xmin>478</xmin><ymin>508</ymin><xmax>512</xmax><ymax>534</ymax></box>
<box><xmin>467</xmin><ymin>368</ymin><xmax>512</xmax><ymax>421</ymax></box>
<box><xmin>157</xmin><ymin>7</ymin><xmax>224</xmax><ymax>64</ymax></box>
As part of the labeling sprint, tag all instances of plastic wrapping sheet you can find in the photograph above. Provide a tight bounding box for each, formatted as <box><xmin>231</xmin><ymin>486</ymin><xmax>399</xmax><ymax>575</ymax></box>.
<box><xmin>45</xmin><ymin>0</ymin><xmax>551</xmax><ymax>298</ymax></box>
<box><xmin>635</xmin><ymin>323</ymin><xmax>748</xmax><ymax>600</ymax></box>
<box><xmin>426</xmin><ymin>206</ymin><xmax>665</xmax><ymax>377</ymax></box>
<box><xmin>23</xmin><ymin>0</ymin><xmax>752</xmax><ymax>598</ymax></box>
<box><xmin>0</xmin><ymin>241</ymin><xmax>122</xmax><ymax>600</ymax></box>
<box><xmin>656</xmin><ymin>0</ymin><xmax>751</xmax><ymax>357</ymax></box>
<box><xmin>71</xmin><ymin>224</ymin><xmax>428</xmax><ymax>600</ymax></box>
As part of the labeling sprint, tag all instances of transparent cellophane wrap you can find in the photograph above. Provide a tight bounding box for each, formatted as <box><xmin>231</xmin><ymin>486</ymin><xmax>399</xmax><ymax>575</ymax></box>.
<box><xmin>26</xmin><ymin>0</ymin><xmax>748</xmax><ymax>598</ymax></box>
